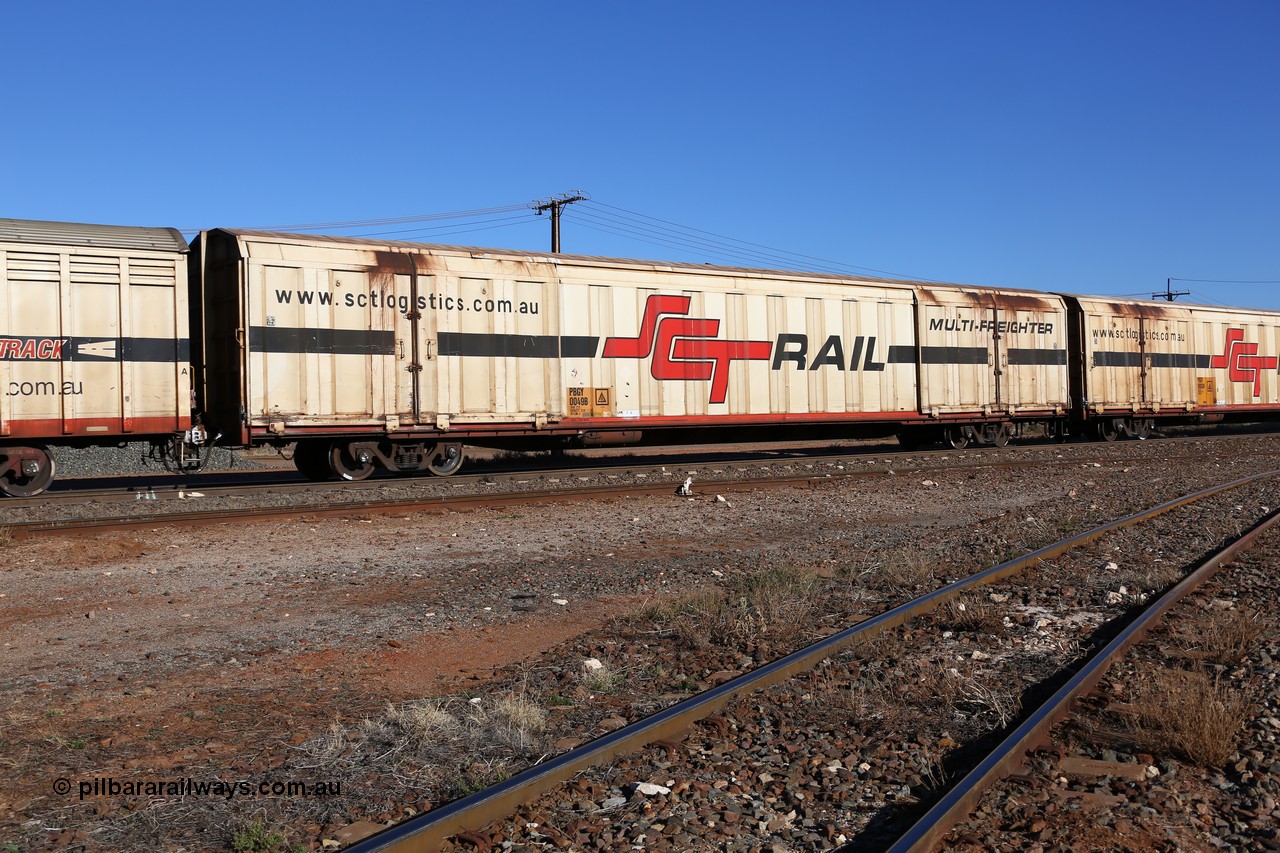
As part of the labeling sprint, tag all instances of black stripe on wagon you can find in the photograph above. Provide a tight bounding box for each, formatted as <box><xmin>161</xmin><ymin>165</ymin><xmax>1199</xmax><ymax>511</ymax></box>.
<box><xmin>437</xmin><ymin>332</ymin><xmax>600</xmax><ymax>359</ymax></box>
<box><xmin>920</xmin><ymin>346</ymin><xmax>989</xmax><ymax>365</ymax></box>
<box><xmin>1149</xmin><ymin>353</ymin><xmax>1212</xmax><ymax>369</ymax></box>
<box><xmin>248</xmin><ymin>326</ymin><xmax>395</xmax><ymax>356</ymax></box>
<box><xmin>1093</xmin><ymin>351</ymin><xmax>1141</xmax><ymax>367</ymax></box>
<box><xmin>886</xmin><ymin>345</ymin><xmax>916</xmax><ymax>364</ymax></box>
<box><xmin>0</xmin><ymin>336</ymin><xmax>190</xmax><ymax>363</ymax></box>
<box><xmin>1094</xmin><ymin>351</ymin><xmax>1213</xmax><ymax>369</ymax></box>
<box><xmin>121</xmin><ymin>338</ymin><xmax>192</xmax><ymax>363</ymax></box>
<box><xmin>1007</xmin><ymin>348</ymin><xmax>1068</xmax><ymax>366</ymax></box>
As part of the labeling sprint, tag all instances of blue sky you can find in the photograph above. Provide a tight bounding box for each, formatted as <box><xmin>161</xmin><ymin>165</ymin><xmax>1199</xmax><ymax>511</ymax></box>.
<box><xmin>3</xmin><ymin>2</ymin><xmax>1276</xmax><ymax>307</ymax></box>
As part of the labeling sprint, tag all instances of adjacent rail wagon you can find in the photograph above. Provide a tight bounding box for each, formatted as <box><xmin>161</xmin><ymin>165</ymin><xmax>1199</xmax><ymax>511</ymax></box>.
<box><xmin>4</xmin><ymin>215</ymin><xmax>1280</xmax><ymax>497</ymax></box>
<box><xmin>1065</xmin><ymin>295</ymin><xmax>1280</xmax><ymax>440</ymax></box>
<box><xmin>0</xmin><ymin>219</ymin><xmax>205</xmax><ymax>497</ymax></box>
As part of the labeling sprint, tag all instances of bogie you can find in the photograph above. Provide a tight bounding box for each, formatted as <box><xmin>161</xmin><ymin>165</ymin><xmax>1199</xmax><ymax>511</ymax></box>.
<box><xmin>329</xmin><ymin>443</ymin><xmax>376</xmax><ymax>481</ymax></box>
<box><xmin>0</xmin><ymin>446</ymin><xmax>56</xmax><ymax>497</ymax></box>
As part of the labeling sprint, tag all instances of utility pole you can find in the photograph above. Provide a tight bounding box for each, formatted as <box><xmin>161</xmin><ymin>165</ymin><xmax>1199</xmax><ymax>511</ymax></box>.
<box><xmin>531</xmin><ymin>191</ymin><xmax>588</xmax><ymax>252</ymax></box>
<box><xmin>1153</xmin><ymin>278</ymin><xmax>1190</xmax><ymax>301</ymax></box>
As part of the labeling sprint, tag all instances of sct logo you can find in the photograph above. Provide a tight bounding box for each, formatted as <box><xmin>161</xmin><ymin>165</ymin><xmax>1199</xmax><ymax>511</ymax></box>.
<box><xmin>0</xmin><ymin>337</ymin><xmax>67</xmax><ymax>360</ymax></box>
<box><xmin>1210</xmin><ymin>328</ymin><xmax>1278</xmax><ymax>397</ymax></box>
<box><xmin>602</xmin><ymin>295</ymin><xmax>771</xmax><ymax>404</ymax></box>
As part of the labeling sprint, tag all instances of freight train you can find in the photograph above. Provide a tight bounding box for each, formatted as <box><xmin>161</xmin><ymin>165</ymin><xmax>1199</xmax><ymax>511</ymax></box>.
<box><xmin>2</xmin><ymin>216</ymin><xmax>1278</xmax><ymax>497</ymax></box>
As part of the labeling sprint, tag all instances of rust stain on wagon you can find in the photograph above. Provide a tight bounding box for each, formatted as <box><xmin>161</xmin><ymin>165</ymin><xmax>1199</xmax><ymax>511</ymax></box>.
<box><xmin>989</xmin><ymin>292</ymin><xmax>1061</xmax><ymax>312</ymax></box>
<box><xmin>372</xmin><ymin>250</ymin><xmax>415</xmax><ymax>274</ymax></box>
<box><xmin>1086</xmin><ymin>300</ymin><xmax>1182</xmax><ymax>320</ymax></box>
<box><xmin>915</xmin><ymin>286</ymin><xmax>1061</xmax><ymax>312</ymax></box>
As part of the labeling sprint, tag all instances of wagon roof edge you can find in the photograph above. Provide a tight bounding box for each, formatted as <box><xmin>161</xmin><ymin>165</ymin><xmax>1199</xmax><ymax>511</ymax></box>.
<box><xmin>0</xmin><ymin>217</ymin><xmax>188</xmax><ymax>254</ymax></box>
<box><xmin>1056</xmin><ymin>292</ymin><xmax>1280</xmax><ymax>317</ymax></box>
<box><xmin>206</xmin><ymin>227</ymin><xmax>1057</xmax><ymax>299</ymax></box>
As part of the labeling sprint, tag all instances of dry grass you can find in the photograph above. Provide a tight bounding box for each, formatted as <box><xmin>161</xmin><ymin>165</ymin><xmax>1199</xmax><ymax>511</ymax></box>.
<box><xmin>1121</xmin><ymin>559</ymin><xmax>1183</xmax><ymax>594</ymax></box>
<box><xmin>836</xmin><ymin>542</ymin><xmax>944</xmax><ymax>592</ymax></box>
<box><xmin>661</xmin><ymin>564</ymin><xmax>822</xmax><ymax>650</ymax></box>
<box><xmin>938</xmin><ymin>595</ymin><xmax>1006</xmax><ymax>635</ymax></box>
<box><xmin>822</xmin><ymin>655</ymin><xmax>1020</xmax><ymax>734</ymax></box>
<box><xmin>956</xmin><ymin>679</ymin><xmax>1021</xmax><ymax>728</ymax></box>
<box><xmin>1182</xmin><ymin>607</ymin><xmax>1274</xmax><ymax>665</ymax></box>
<box><xmin>579</xmin><ymin>658</ymin><xmax>619</xmax><ymax>693</ymax></box>
<box><xmin>873</xmin><ymin>546</ymin><xmax>938</xmax><ymax>591</ymax></box>
<box><xmin>296</xmin><ymin>689</ymin><xmax>549</xmax><ymax>801</ymax></box>
<box><xmin>1126</xmin><ymin>668</ymin><xmax>1254</xmax><ymax>767</ymax></box>
<box><xmin>482</xmin><ymin>694</ymin><xmax>549</xmax><ymax>752</ymax></box>
<box><xmin>384</xmin><ymin>699</ymin><xmax>461</xmax><ymax>747</ymax></box>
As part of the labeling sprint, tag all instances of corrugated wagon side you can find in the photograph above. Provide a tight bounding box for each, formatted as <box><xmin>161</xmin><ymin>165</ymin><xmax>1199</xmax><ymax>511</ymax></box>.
<box><xmin>0</xmin><ymin>218</ymin><xmax>197</xmax><ymax>496</ymax></box>
<box><xmin>1065</xmin><ymin>295</ymin><xmax>1280</xmax><ymax>439</ymax></box>
<box><xmin>189</xmin><ymin>229</ymin><xmax>933</xmax><ymax>479</ymax></box>
<box><xmin>190</xmin><ymin>229</ymin><xmax>1091</xmax><ymax>481</ymax></box>
<box><xmin>910</xmin><ymin>286</ymin><xmax>1070</xmax><ymax>447</ymax></box>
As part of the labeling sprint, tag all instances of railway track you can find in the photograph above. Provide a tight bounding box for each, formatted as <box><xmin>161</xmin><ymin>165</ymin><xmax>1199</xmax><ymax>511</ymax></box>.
<box><xmin>10</xmin><ymin>435</ymin><xmax>1280</xmax><ymax>538</ymax></box>
<box><xmin>26</xmin><ymin>428</ymin><xmax>1280</xmax><ymax>509</ymax></box>
<box><xmin>337</xmin><ymin>470</ymin><xmax>1279</xmax><ymax>852</ymax></box>
<box><xmin>887</xmin><ymin>501</ymin><xmax>1280</xmax><ymax>852</ymax></box>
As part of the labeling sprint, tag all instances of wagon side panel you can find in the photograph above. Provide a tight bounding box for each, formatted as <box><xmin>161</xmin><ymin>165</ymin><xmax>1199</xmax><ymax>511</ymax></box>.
<box><xmin>2</xmin><ymin>228</ymin><xmax>189</xmax><ymax>441</ymax></box>
<box><xmin>240</xmin><ymin>243</ymin><xmax>394</xmax><ymax>433</ymax></box>
<box><xmin>993</xmin><ymin>294</ymin><xmax>1069</xmax><ymax>414</ymax></box>
<box><xmin>915</xmin><ymin>289</ymin><xmax>994</xmax><ymax>413</ymax></box>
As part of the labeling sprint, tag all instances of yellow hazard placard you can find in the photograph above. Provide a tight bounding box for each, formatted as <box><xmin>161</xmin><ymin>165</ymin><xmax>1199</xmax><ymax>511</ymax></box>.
<box><xmin>567</xmin><ymin>387</ymin><xmax>591</xmax><ymax>416</ymax></box>
<box><xmin>1196</xmin><ymin>377</ymin><xmax>1216</xmax><ymax>407</ymax></box>
<box><xmin>567</xmin><ymin>387</ymin><xmax>612</xmax><ymax>416</ymax></box>
<box><xmin>592</xmin><ymin>388</ymin><xmax>611</xmax><ymax>416</ymax></box>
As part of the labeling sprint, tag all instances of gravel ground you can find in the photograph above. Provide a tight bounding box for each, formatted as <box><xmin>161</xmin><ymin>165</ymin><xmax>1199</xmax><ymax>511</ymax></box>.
<box><xmin>1</xmin><ymin>433</ymin><xmax>1279</xmax><ymax>851</ymax></box>
<box><xmin>10</xmin><ymin>431</ymin><xmax>1280</xmax><ymax>526</ymax></box>
<box><xmin>426</xmin><ymin>480</ymin><xmax>1278</xmax><ymax>852</ymax></box>
<box><xmin>944</xmin><ymin>524</ymin><xmax>1280</xmax><ymax>853</ymax></box>
<box><xmin>48</xmin><ymin>443</ymin><xmax>273</xmax><ymax>478</ymax></box>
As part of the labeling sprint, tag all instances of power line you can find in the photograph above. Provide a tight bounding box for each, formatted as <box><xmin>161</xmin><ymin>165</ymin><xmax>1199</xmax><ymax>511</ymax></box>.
<box><xmin>575</xmin><ymin>200</ymin><xmax>942</xmax><ymax>281</ymax></box>
<box><xmin>1185</xmin><ymin>290</ymin><xmax>1236</xmax><ymax>307</ymax></box>
<box><xmin>350</xmin><ymin>213</ymin><xmax>533</xmax><ymax>239</ymax></box>
<box><xmin>178</xmin><ymin>196</ymin><xmax>947</xmax><ymax>284</ymax></box>
<box><xmin>1169</xmin><ymin>277</ymin><xmax>1280</xmax><ymax>284</ymax></box>
<box><xmin>568</xmin><ymin>208</ymin><xmax>853</xmax><ymax>273</ymax></box>
<box><xmin>567</xmin><ymin>218</ymin><xmax>835</xmax><ymax>271</ymax></box>
<box><xmin>178</xmin><ymin>204</ymin><xmax>530</xmax><ymax>235</ymax></box>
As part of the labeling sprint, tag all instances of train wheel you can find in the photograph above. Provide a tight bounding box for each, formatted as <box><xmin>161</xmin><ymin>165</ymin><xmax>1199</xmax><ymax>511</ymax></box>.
<box><xmin>1096</xmin><ymin>419</ymin><xmax>1120</xmax><ymax>442</ymax></box>
<box><xmin>1132</xmin><ymin>419</ymin><xmax>1153</xmax><ymax>440</ymax></box>
<box><xmin>944</xmin><ymin>427</ymin><xmax>970</xmax><ymax>450</ymax></box>
<box><xmin>426</xmin><ymin>442</ymin><xmax>464</xmax><ymax>476</ymax></box>
<box><xmin>0</xmin><ymin>445</ymin><xmax>56</xmax><ymax>497</ymax></box>
<box><xmin>329</xmin><ymin>443</ymin><xmax>375</xmax><ymax>481</ymax></box>
<box><xmin>293</xmin><ymin>441</ymin><xmax>332</xmax><ymax>481</ymax></box>
<box><xmin>992</xmin><ymin>423</ymin><xmax>1013</xmax><ymax>447</ymax></box>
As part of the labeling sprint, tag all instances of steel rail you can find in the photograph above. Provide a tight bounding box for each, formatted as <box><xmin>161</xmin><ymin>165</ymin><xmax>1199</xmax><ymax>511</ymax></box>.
<box><xmin>2</xmin><ymin>473</ymin><xmax>848</xmax><ymax>539</ymax></box>
<box><xmin>885</xmin><ymin>499</ymin><xmax>1280</xmax><ymax>853</ymax></box>
<box><xmin>11</xmin><ymin>444</ymin><xmax>1278</xmax><ymax>538</ymax></box>
<box><xmin>24</xmin><ymin>430</ymin><xmax>1280</xmax><ymax>508</ymax></box>
<box><xmin>343</xmin><ymin>468</ymin><xmax>1280</xmax><ymax>853</ymax></box>
<box><xmin>6</xmin><ymin>443</ymin><xmax>928</xmax><ymax>508</ymax></box>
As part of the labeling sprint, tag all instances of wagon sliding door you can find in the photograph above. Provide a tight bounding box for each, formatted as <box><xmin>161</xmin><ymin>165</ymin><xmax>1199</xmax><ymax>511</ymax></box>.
<box><xmin>248</xmin><ymin>265</ymin><xmax>387</xmax><ymax>429</ymax></box>
<box><xmin>916</xmin><ymin>293</ymin><xmax>995</xmax><ymax>415</ymax></box>
<box><xmin>995</xmin><ymin>298</ymin><xmax>1069</xmax><ymax>414</ymax></box>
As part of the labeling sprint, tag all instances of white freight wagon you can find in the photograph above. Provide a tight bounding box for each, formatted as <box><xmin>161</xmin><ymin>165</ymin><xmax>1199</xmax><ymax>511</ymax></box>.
<box><xmin>1069</xmin><ymin>295</ymin><xmax>1280</xmax><ymax>439</ymax></box>
<box><xmin>191</xmin><ymin>230</ymin><xmax>1072</xmax><ymax>478</ymax></box>
<box><xmin>0</xmin><ymin>218</ymin><xmax>195</xmax><ymax>496</ymax></box>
